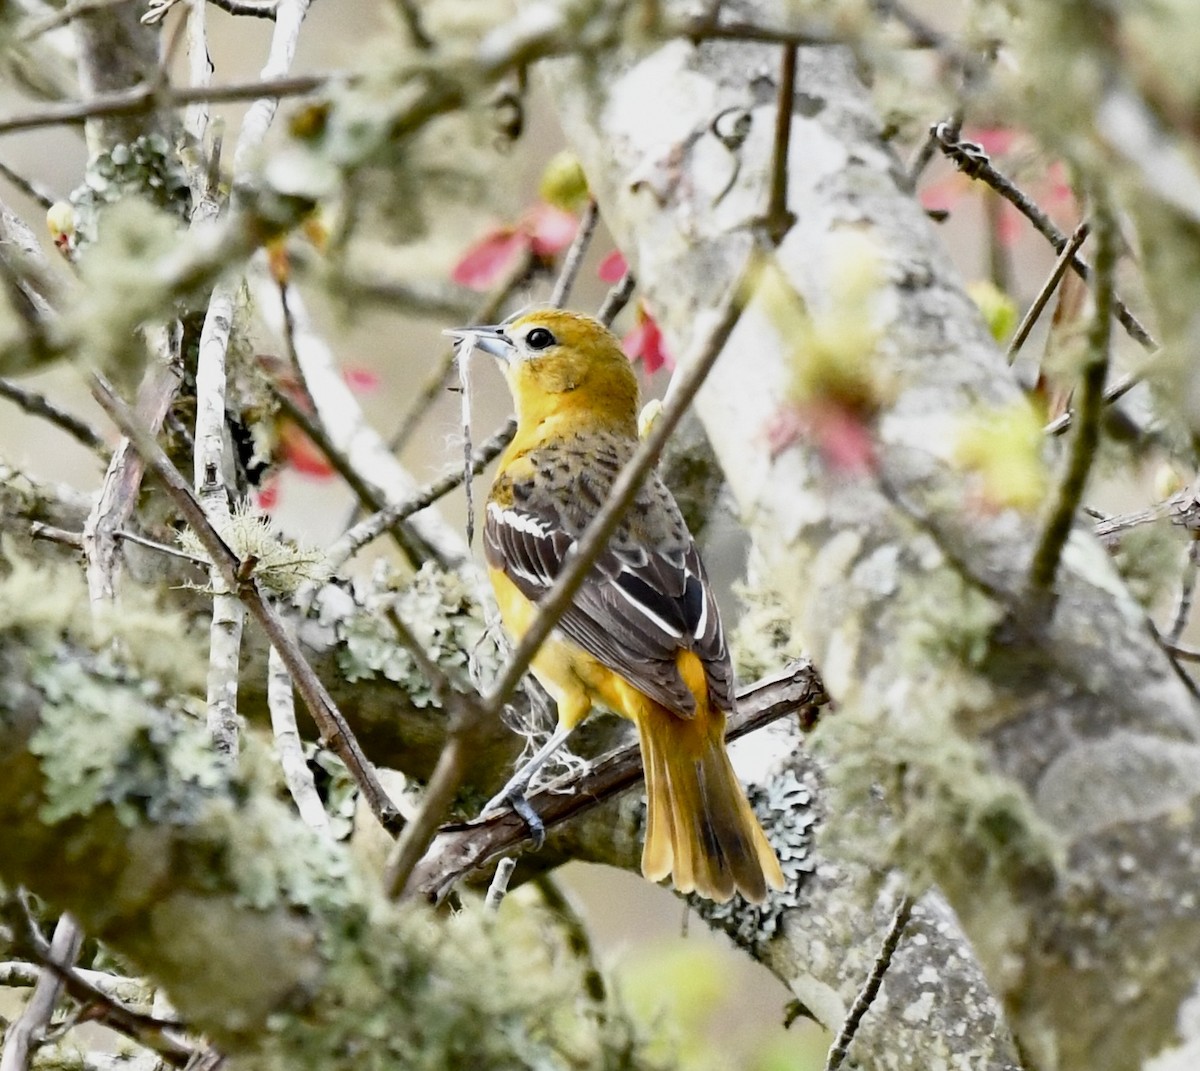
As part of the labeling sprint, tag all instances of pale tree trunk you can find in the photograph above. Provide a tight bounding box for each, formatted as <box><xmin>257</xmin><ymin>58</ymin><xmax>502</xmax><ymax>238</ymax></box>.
<box><xmin>542</xmin><ymin>12</ymin><xmax>1200</xmax><ymax>1071</ymax></box>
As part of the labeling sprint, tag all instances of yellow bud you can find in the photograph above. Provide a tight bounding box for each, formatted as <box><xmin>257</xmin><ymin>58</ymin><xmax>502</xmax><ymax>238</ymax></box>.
<box><xmin>1153</xmin><ymin>460</ymin><xmax>1188</xmax><ymax>502</ymax></box>
<box><xmin>46</xmin><ymin>201</ymin><xmax>76</xmax><ymax>241</ymax></box>
<box><xmin>967</xmin><ymin>279</ymin><xmax>1018</xmax><ymax>343</ymax></box>
<box><xmin>637</xmin><ymin>398</ymin><xmax>662</xmax><ymax>440</ymax></box>
<box><xmin>955</xmin><ymin>401</ymin><xmax>1049</xmax><ymax>512</ymax></box>
<box><xmin>538</xmin><ymin>150</ymin><xmax>589</xmax><ymax>212</ymax></box>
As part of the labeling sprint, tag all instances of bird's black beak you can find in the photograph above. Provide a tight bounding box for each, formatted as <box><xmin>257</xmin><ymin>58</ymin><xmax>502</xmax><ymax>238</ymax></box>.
<box><xmin>445</xmin><ymin>325</ymin><xmax>513</xmax><ymax>363</ymax></box>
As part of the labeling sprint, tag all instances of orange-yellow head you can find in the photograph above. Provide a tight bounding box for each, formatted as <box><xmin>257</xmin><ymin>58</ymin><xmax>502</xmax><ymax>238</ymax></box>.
<box><xmin>451</xmin><ymin>309</ymin><xmax>639</xmax><ymax>435</ymax></box>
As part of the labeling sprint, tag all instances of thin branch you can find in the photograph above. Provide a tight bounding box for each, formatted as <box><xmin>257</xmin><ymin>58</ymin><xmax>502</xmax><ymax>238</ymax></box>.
<box><xmin>0</xmin><ymin>161</ymin><xmax>58</xmax><ymax>210</ymax></box>
<box><xmin>1168</xmin><ymin>539</ymin><xmax>1200</xmax><ymax>645</ymax></box>
<box><xmin>906</xmin><ymin>109</ymin><xmax>962</xmax><ymax>190</ymax></box>
<box><xmin>210</xmin><ymin>0</ymin><xmax>278</xmax><ymax>17</ymax></box>
<box><xmin>823</xmin><ymin>892</ymin><xmax>916</xmax><ymax>1071</ymax></box>
<box><xmin>393</xmin><ymin>0</ymin><xmax>433</xmax><ymax>49</ymax></box>
<box><xmin>251</xmin><ymin>261</ymin><xmax>461</xmax><ymax>567</ymax></box>
<box><xmin>381</xmin><ymin>605</ymin><xmax>490</xmax><ymax>896</ymax></box>
<box><xmin>29</xmin><ymin>523</ymin><xmax>209</xmax><ymax>566</ymax></box>
<box><xmin>762</xmin><ymin>45</ymin><xmax>798</xmax><ymax>244</ymax></box>
<box><xmin>17</xmin><ymin>946</ymin><xmax>192</xmax><ymax>1067</ymax></box>
<box><xmin>1163</xmin><ymin>640</ymin><xmax>1200</xmax><ymax>663</ymax></box>
<box><xmin>0</xmin><ymin>915</ymin><xmax>83</xmax><ymax>1071</ymax></box>
<box><xmin>0</xmin><ymin>377</ymin><xmax>109</xmax><ymax>457</ymax></box>
<box><xmin>533</xmin><ymin>874</ymin><xmax>607</xmax><ymax>1011</ymax></box>
<box><xmin>267</xmin><ymin>641</ymin><xmax>330</xmax><ymax>832</ymax></box>
<box><xmin>483</xmin><ymin>858</ymin><xmax>516</xmax><ymax>910</ymax></box>
<box><xmin>329</xmin><ymin>419</ymin><xmax>516</xmax><ymax>571</ymax></box>
<box><xmin>89</xmin><ymin>376</ymin><xmax>402</xmax><ymax>833</ymax></box>
<box><xmin>1028</xmin><ymin>201</ymin><xmax>1116</xmax><ymax>598</ymax></box>
<box><xmin>409</xmin><ymin>659</ymin><xmax>826</xmax><ymax>902</ymax></box>
<box><xmin>931</xmin><ymin>122</ymin><xmax>1156</xmax><ymax>352</ymax></box>
<box><xmin>1007</xmin><ymin>221</ymin><xmax>1090</xmax><ymax>364</ymax></box>
<box><xmin>549</xmin><ymin>198</ymin><xmax>599</xmax><ymax>308</ymax></box>
<box><xmin>0</xmin><ymin>73</ymin><xmax>329</xmax><ymax>137</ymax></box>
<box><xmin>1044</xmin><ymin>370</ymin><xmax>1141</xmax><ymax>437</ymax></box>
<box><xmin>597</xmin><ymin>270</ymin><xmax>636</xmax><ymax>326</ymax></box>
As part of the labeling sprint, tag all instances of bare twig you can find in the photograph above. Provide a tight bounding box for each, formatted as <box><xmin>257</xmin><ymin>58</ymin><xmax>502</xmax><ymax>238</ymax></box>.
<box><xmin>250</xmin><ymin>260</ymin><xmax>462</xmax><ymax>567</ymax></box>
<box><xmin>0</xmin><ymin>73</ymin><xmax>328</xmax><ymax>137</ymax></box>
<box><xmin>409</xmin><ymin>659</ymin><xmax>825</xmax><ymax>902</ymax></box>
<box><xmin>328</xmin><ymin>419</ymin><xmax>516</xmax><ymax>571</ymax></box>
<box><xmin>762</xmin><ymin>45</ymin><xmax>798</xmax><ymax>244</ymax></box>
<box><xmin>1007</xmin><ymin>221</ymin><xmax>1090</xmax><ymax>364</ymax></box>
<box><xmin>1028</xmin><ymin>201</ymin><xmax>1116</xmax><ymax>598</ymax></box>
<box><xmin>597</xmin><ymin>270</ymin><xmax>636</xmax><ymax>326</ymax></box>
<box><xmin>823</xmin><ymin>892</ymin><xmax>916</xmax><ymax>1071</ymax></box>
<box><xmin>0</xmin><ymin>377</ymin><xmax>108</xmax><ymax>456</ymax></box>
<box><xmin>381</xmin><ymin>605</ymin><xmax>491</xmax><ymax>896</ymax></box>
<box><xmin>0</xmin><ymin>914</ymin><xmax>83</xmax><ymax>1071</ymax></box>
<box><xmin>1044</xmin><ymin>370</ymin><xmax>1141</xmax><ymax>437</ymax></box>
<box><xmin>549</xmin><ymin>198</ymin><xmax>599</xmax><ymax>308</ymax></box>
<box><xmin>89</xmin><ymin>376</ymin><xmax>402</xmax><ymax>833</ymax></box>
<box><xmin>931</xmin><ymin>122</ymin><xmax>1155</xmax><ymax>352</ymax></box>
<box><xmin>484</xmin><ymin>858</ymin><xmax>517</xmax><ymax>910</ymax></box>
<box><xmin>29</xmin><ymin>523</ymin><xmax>209</xmax><ymax>567</ymax></box>
<box><xmin>16</xmin><ymin>941</ymin><xmax>192</xmax><ymax>1067</ymax></box>
<box><xmin>1168</xmin><ymin>540</ymin><xmax>1200</xmax><ymax>644</ymax></box>
<box><xmin>0</xmin><ymin>161</ymin><xmax>58</xmax><ymax>210</ymax></box>
<box><xmin>393</xmin><ymin>0</ymin><xmax>433</xmax><ymax>49</ymax></box>
<box><xmin>267</xmin><ymin>640</ymin><xmax>330</xmax><ymax>832</ymax></box>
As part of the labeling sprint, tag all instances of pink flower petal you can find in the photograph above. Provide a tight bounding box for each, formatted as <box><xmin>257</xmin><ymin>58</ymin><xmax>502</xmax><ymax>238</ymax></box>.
<box><xmin>254</xmin><ymin>476</ymin><xmax>280</xmax><ymax>512</ymax></box>
<box><xmin>964</xmin><ymin>125</ymin><xmax>1016</xmax><ymax>157</ymax></box>
<box><xmin>279</xmin><ymin>422</ymin><xmax>335</xmax><ymax>478</ymax></box>
<box><xmin>451</xmin><ymin>229</ymin><xmax>528</xmax><ymax>290</ymax></box>
<box><xmin>343</xmin><ymin>365</ymin><xmax>380</xmax><ymax>393</ymax></box>
<box><xmin>765</xmin><ymin>401</ymin><xmax>876</xmax><ymax>474</ymax></box>
<box><xmin>524</xmin><ymin>204</ymin><xmax>579</xmax><ymax>256</ymax></box>
<box><xmin>622</xmin><ymin>309</ymin><xmax>673</xmax><ymax>375</ymax></box>
<box><xmin>598</xmin><ymin>250</ymin><xmax>627</xmax><ymax>282</ymax></box>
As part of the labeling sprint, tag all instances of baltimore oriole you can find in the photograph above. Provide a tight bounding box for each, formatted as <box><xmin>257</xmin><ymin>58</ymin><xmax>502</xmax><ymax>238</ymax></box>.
<box><xmin>453</xmin><ymin>309</ymin><xmax>784</xmax><ymax>903</ymax></box>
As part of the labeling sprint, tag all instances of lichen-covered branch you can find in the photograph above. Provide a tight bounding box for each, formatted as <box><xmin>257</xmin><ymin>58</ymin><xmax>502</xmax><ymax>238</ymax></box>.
<box><xmin>0</xmin><ymin>571</ymin><xmax>668</xmax><ymax>1071</ymax></box>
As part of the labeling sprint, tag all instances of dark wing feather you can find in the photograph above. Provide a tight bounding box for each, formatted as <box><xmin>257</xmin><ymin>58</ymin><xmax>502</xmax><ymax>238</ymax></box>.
<box><xmin>484</xmin><ymin>478</ymin><xmax>734</xmax><ymax>716</ymax></box>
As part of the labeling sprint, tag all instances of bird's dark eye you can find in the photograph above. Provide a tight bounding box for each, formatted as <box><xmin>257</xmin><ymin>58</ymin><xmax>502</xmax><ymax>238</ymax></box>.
<box><xmin>525</xmin><ymin>327</ymin><xmax>556</xmax><ymax>350</ymax></box>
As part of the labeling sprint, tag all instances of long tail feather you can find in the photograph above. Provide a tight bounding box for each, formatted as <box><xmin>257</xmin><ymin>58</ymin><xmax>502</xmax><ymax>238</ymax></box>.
<box><xmin>635</xmin><ymin>699</ymin><xmax>785</xmax><ymax>903</ymax></box>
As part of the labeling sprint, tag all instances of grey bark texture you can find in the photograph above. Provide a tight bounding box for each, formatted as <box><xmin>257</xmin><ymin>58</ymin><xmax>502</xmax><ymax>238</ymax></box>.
<box><xmin>541</xmin><ymin>10</ymin><xmax>1200</xmax><ymax>1071</ymax></box>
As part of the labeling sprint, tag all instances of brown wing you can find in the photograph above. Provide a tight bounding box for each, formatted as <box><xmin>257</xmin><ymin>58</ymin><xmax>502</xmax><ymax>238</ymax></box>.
<box><xmin>484</xmin><ymin>456</ymin><xmax>734</xmax><ymax>716</ymax></box>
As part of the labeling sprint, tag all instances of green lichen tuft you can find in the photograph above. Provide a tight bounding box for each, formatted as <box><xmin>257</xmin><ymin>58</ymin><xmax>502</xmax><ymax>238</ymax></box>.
<box><xmin>730</xmin><ymin>579</ymin><xmax>810</xmax><ymax>683</ymax></box>
<box><xmin>336</xmin><ymin>563</ymin><xmax>504</xmax><ymax>706</ymax></box>
<box><xmin>0</xmin><ymin>548</ymin><xmax>205</xmax><ymax>696</ymax></box>
<box><xmin>29</xmin><ymin>655</ymin><xmax>220</xmax><ymax>826</ymax></box>
<box><xmin>259</xmin><ymin>895</ymin><xmax>667</xmax><ymax>1071</ymax></box>
<box><xmin>180</xmin><ymin>504</ymin><xmax>327</xmax><ymax>596</ymax></box>
<box><xmin>818</xmin><ymin>689</ymin><xmax>1062</xmax><ymax>933</ymax></box>
<box><xmin>895</xmin><ymin>564</ymin><xmax>1006</xmax><ymax>671</ymax></box>
<box><xmin>62</xmin><ymin>198</ymin><xmax>186</xmax><ymax>382</ymax></box>
<box><xmin>68</xmin><ymin>134</ymin><xmax>192</xmax><ymax>249</ymax></box>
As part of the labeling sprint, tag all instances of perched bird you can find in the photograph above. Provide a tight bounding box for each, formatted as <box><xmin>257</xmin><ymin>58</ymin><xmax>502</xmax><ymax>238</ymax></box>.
<box><xmin>453</xmin><ymin>308</ymin><xmax>785</xmax><ymax>903</ymax></box>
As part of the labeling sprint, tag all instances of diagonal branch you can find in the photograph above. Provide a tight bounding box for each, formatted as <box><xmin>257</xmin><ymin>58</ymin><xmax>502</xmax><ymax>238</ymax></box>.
<box><xmin>409</xmin><ymin>659</ymin><xmax>825</xmax><ymax>902</ymax></box>
<box><xmin>89</xmin><ymin>375</ymin><xmax>402</xmax><ymax>832</ymax></box>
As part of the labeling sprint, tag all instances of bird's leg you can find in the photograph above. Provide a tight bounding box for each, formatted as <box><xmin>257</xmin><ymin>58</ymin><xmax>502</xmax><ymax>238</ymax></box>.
<box><xmin>480</xmin><ymin>723</ymin><xmax>573</xmax><ymax>848</ymax></box>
